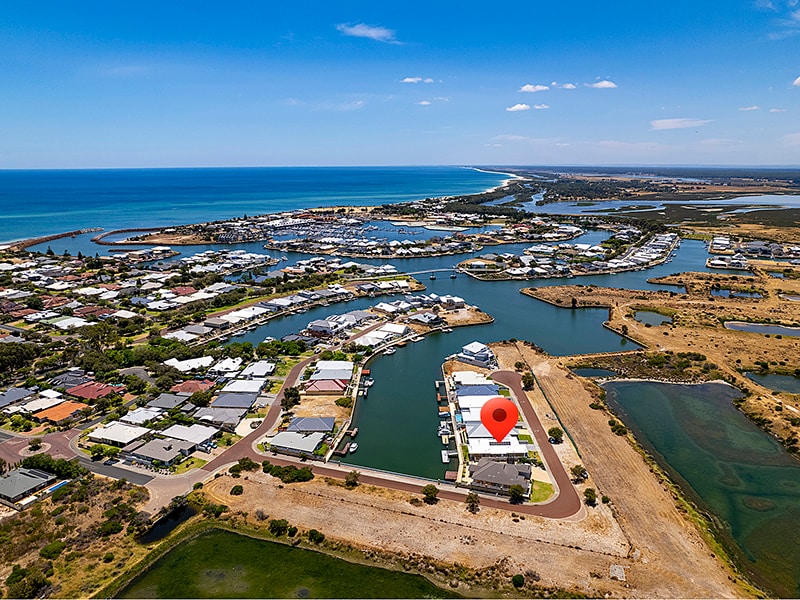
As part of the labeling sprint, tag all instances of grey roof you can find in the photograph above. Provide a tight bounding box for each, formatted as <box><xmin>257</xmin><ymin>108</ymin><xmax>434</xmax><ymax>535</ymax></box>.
<box><xmin>212</xmin><ymin>392</ymin><xmax>257</xmax><ymax>409</ymax></box>
<box><xmin>0</xmin><ymin>387</ymin><xmax>36</xmax><ymax>409</ymax></box>
<box><xmin>49</xmin><ymin>370</ymin><xmax>92</xmax><ymax>388</ymax></box>
<box><xmin>269</xmin><ymin>431</ymin><xmax>325</xmax><ymax>454</ymax></box>
<box><xmin>161</xmin><ymin>423</ymin><xmax>218</xmax><ymax>445</ymax></box>
<box><xmin>286</xmin><ymin>416</ymin><xmax>335</xmax><ymax>433</ymax></box>
<box><xmin>125</xmin><ymin>438</ymin><xmax>195</xmax><ymax>463</ymax></box>
<box><xmin>194</xmin><ymin>406</ymin><xmax>247</xmax><ymax>427</ymax></box>
<box><xmin>470</xmin><ymin>458</ymin><xmax>531</xmax><ymax>488</ymax></box>
<box><xmin>0</xmin><ymin>468</ymin><xmax>55</xmax><ymax>502</ymax></box>
<box><xmin>310</xmin><ymin>369</ymin><xmax>352</xmax><ymax>381</ymax></box>
<box><xmin>147</xmin><ymin>393</ymin><xmax>185</xmax><ymax>410</ymax></box>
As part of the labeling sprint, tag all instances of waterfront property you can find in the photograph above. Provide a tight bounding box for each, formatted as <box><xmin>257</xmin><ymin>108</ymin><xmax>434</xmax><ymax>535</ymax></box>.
<box><xmin>454</xmin><ymin>341</ymin><xmax>497</xmax><ymax>369</ymax></box>
<box><xmin>469</xmin><ymin>457</ymin><xmax>532</xmax><ymax>495</ymax></box>
<box><xmin>267</xmin><ymin>431</ymin><xmax>326</xmax><ymax>456</ymax></box>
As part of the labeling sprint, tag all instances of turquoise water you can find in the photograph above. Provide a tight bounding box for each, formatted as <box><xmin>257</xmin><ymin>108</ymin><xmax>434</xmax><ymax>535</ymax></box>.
<box><xmin>604</xmin><ymin>380</ymin><xmax>800</xmax><ymax>597</ymax></box>
<box><xmin>0</xmin><ymin>166</ymin><xmax>508</xmax><ymax>243</ymax></box>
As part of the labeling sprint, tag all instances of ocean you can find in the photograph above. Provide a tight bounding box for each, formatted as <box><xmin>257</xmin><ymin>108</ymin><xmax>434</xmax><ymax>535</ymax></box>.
<box><xmin>0</xmin><ymin>166</ymin><xmax>510</xmax><ymax>243</ymax></box>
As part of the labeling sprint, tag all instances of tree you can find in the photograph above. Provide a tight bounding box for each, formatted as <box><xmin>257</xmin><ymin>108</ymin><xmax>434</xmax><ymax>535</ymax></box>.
<box><xmin>281</xmin><ymin>386</ymin><xmax>301</xmax><ymax>411</ymax></box>
<box><xmin>344</xmin><ymin>470</ymin><xmax>360</xmax><ymax>489</ymax></box>
<box><xmin>508</xmin><ymin>484</ymin><xmax>526</xmax><ymax>504</ymax></box>
<box><xmin>512</xmin><ymin>574</ymin><xmax>525</xmax><ymax>588</ymax></box>
<box><xmin>514</xmin><ymin>361</ymin><xmax>525</xmax><ymax>372</ymax></box>
<box><xmin>28</xmin><ymin>438</ymin><xmax>43</xmax><ymax>452</ymax></box>
<box><xmin>583</xmin><ymin>488</ymin><xmax>597</xmax><ymax>506</ymax></box>
<box><xmin>571</xmin><ymin>464</ymin><xmax>588</xmax><ymax>483</ymax></box>
<box><xmin>465</xmin><ymin>492</ymin><xmax>480</xmax><ymax>513</ymax></box>
<box><xmin>521</xmin><ymin>372</ymin><xmax>535</xmax><ymax>390</ymax></box>
<box><xmin>421</xmin><ymin>484</ymin><xmax>439</xmax><ymax>504</ymax></box>
<box><xmin>547</xmin><ymin>427</ymin><xmax>563</xmax><ymax>444</ymax></box>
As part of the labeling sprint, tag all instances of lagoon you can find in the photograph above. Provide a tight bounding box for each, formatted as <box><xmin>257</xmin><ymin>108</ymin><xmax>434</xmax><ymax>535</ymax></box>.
<box><xmin>603</xmin><ymin>380</ymin><xmax>800</xmax><ymax>597</ymax></box>
<box><xmin>724</xmin><ymin>321</ymin><xmax>800</xmax><ymax>337</ymax></box>
<box><xmin>745</xmin><ymin>372</ymin><xmax>800</xmax><ymax>394</ymax></box>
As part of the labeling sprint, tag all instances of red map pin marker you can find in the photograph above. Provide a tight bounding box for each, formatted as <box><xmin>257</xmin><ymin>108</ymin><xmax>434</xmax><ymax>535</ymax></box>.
<box><xmin>480</xmin><ymin>396</ymin><xmax>519</xmax><ymax>443</ymax></box>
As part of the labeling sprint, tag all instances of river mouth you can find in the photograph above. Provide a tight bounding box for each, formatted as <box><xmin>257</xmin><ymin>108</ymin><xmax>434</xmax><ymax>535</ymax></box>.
<box><xmin>603</xmin><ymin>380</ymin><xmax>800</xmax><ymax>598</ymax></box>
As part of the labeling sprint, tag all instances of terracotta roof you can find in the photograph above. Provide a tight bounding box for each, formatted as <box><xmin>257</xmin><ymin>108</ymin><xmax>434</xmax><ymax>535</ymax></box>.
<box><xmin>171</xmin><ymin>286</ymin><xmax>197</xmax><ymax>296</ymax></box>
<box><xmin>66</xmin><ymin>381</ymin><xmax>124</xmax><ymax>400</ymax></box>
<box><xmin>303</xmin><ymin>379</ymin><xmax>348</xmax><ymax>393</ymax></box>
<box><xmin>33</xmin><ymin>401</ymin><xmax>88</xmax><ymax>423</ymax></box>
<box><xmin>170</xmin><ymin>380</ymin><xmax>215</xmax><ymax>394</ymax></box>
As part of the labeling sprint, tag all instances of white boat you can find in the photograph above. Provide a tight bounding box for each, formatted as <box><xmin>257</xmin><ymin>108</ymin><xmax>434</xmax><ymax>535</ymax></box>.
<box><xmin>383</xmin><ymin>347</ymin><xmax>397</xmax><ymax>355</ymax></box>
<box><xmin>364</xmin><ymin>377</ymin><xmax>375</xmax><ymax>387</ymax></box>
<box><xmin>349</xmin><ymin>442</ymin><xmax>359</xmax><ymax>453</ymax></box>
<box><xmin>441</xmin><ymin>327</ymin><xmax>453</xmax><ymax>333</ymax></box>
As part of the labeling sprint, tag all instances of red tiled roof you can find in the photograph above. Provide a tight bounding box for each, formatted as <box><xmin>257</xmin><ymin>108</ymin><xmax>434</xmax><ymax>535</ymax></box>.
<box><xmin>66</xmin><ymin>381</ymin><xmax>124</xmax><ymax>400</ymax></box>
<box><xmin>170</xmin><ymin>380</ymin><xmax>215</xmax><ymax>394</ymax></box>
<box><xmin>171</xmin><ymin>286</ymin><xmax>197</xmax><ymax>296</ymax></box>
<box><xmin>303</xmin><ymin>379</ymin><xmax>348</xmax><ymax>393</ymax></box>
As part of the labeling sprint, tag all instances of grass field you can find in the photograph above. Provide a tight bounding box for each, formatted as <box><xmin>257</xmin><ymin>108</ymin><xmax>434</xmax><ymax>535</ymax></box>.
<box><xmin>117</xmin><ymin>528</ymin><xmax>461</xmax><ymax>599</ymax></box>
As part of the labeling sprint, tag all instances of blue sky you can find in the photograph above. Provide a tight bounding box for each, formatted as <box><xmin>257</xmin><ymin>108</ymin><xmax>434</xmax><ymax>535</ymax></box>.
<box><xmin>1</xmin><ymin>1</ymin><xmax>799</xmax><ymax>167</ymax></box>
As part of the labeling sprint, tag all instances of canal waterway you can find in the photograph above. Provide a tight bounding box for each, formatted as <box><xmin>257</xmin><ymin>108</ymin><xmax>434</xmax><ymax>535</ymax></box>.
<box><xmin>603</xmin><ymin>380</ymin><xmax>800</xmax><ymax>597</ymax></box>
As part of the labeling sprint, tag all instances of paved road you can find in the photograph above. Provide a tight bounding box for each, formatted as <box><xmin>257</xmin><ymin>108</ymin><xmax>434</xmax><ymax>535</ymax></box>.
<box><xmin>491</xmin><ymin>370</ymin><xmax>583</xmax><ymax>518</ymax></box>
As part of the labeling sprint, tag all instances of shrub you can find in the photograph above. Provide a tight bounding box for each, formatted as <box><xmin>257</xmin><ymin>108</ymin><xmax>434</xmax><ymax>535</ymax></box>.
<box><xmin>421</xmin><ymin>484</ymin><xmax>439</xmax><ymax>504</ymax></box>
<box><xmin>103</xmin><ymin>552</ymin><xmax>115</xmax><ymax>563</ymax></box>
<box><xmin>230</xmin><ymin>485</ymin><xmax>244</xmax><ymax>496</ymax></box>
<box><xmin>269</xmin><ymin>519</ymin><xmax>289</xmax><ymax>536</ymax></box>
<box><xmin>512</xmin><ymin>574</ymin><xmax>525</xmax><ymax>588</ymax></box>
<box><xmin>584</xmin><ymin>488</ymin><xmax>597</xmax><ymax>506</ymax></box>
<box><xmin>39</xmin><ymin>540</ymin><xmax>66</xmax><ymax>560</ymax></box>
<box><xmin>335</xmin><ymin>396</ymin><xmax>353</xmax><ymax>408</ymax></box>
<box><xmin>287</xmin><ymin>526</ymin><xmax>298</xmax><ymax>537</ymax></box>
<box><xmin>98</xmin><ymin>520</ymin><xmax>124</xmax><ymax>536</ymax></box>
<box><xmin>307</xmin><ymin>529</ymin><xmax>325</xmax><ymax>544</ymax></box>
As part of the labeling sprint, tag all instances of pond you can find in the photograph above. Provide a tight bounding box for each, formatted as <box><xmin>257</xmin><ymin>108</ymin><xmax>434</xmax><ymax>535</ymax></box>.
<box><xmin>710</xmin><ymin>289</ymin><xmax>763</xmax><ymax>299</ymax></box>
<box><xmin>572</xmin><ymin>368</ymin><xmax>618</xmax><ymax>378</ymax></box>
<box><xmin>724</xmin><ymin>321</ymin><xmax>800</xmax><ymax>337</ymax></box>
<box><xmin>118</xmin><ymin>528</ymin><xmax>460</xmax><ymax>599</ymax></box>
<box><xmin>136</xmin><ymin>503</ymin><xmax>198</xmax><ymax>545</ymax></box>
<box><xmin>633</xmin><ymin>310</ymin><xmax>672</xmax><ymax>326</ymax></box>
<box><xmin>745</xmin><ymin>372</ymin><xmax>800</xmax><ymax>395</ymax></box>
<box><xmin>603</xmin><ymin>380</ymin><xmax>800</xmax><ymax>598</ymax></box>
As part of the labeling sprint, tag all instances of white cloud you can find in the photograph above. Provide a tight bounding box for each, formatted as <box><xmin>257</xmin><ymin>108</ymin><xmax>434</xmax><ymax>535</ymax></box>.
<box><xmin>550</xmin><ymin>82</ymin><xmax>577</xmax><ymax>89</ymax></box>
<box><xmin>493</xmin><ymin>134</ymin><xmax>528</xmax><ymax>141</ymax></box>
<box><xmin>401</xmin><ymin>76</ymin><xmax>434</xmax><ymax>83</ymax></box>
<box><xmin>793</xmin><ymin>75</ymin><xmax>800</xmax><ymax>86</ymax></box>
<box><xmin>416</xmin><ymin>100</ymin><xmax>431</xmax><ymax>106</ymax></box>
<box><xmin>650</xmin><ymin>118</ymin><xmax>711</xmax><ymax>130</ymax></box>
<box><xmin>533</xmin><ymin>104</ymin><xmax>550</xmax><ymax>110</ymax></box>
<box><xmin>433</xmin><ymin>96</ymin><xmax>449</xmax><ymax>102</ymax></box>
<box><xmin>519</xmin><ymin>84</ymin><xmax>549</xmax><ymax>93</ymax></box>
<box><xmin>336</xmin><ymin>23</ymin><xmax>397</xmax><ymax>43</ymax></box>
<box><xmin>506</xmin><ymin>103</ymin><xmax>531</xmax><ymax>112</ymax></box>
<box><xmin>771</xmin><ymin>107</ymin><xmax>788</xmax><ymax>112</ymax></box>
<box><xmin>739</xmin><ymin>105</ymin><xmax>760</xmax><ymax>111</ymax></box>
<box><xmin>783</xmin><ymin>131</ymin><xmax>800</xmax><ymax>145</ymax></box>
<box><xmin>587</xmin><ymin>80</ymin><xmax>618</xmax><ymax>89</ymax></box>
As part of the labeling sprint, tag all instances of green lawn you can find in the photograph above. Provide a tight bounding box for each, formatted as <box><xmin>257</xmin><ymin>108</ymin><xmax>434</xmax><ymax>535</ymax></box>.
<box><xmin>529</xmin><ymin>480</ymin><xmax>555</xmax><ymax>503</ymax></box>
<box><xmin>117</xmin><ymin>528</ymin><xmax>460</xmax><ymax>599</ymax></box>
<box><xmin>173</xmin><ymin>457</ymin><xmax>207</xmax><ymax>474</ymax></box>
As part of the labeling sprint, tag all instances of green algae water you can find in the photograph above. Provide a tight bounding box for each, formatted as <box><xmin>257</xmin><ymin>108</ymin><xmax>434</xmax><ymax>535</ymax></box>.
<box><xmin>603</xmin><ymin>380</ymin><xmax>800</xmax><ymax>597</ymax></box>
<box><xmin>117</xmin><ymin>529</ymin><xmax>460</xmax><ymax>599</ymax></box>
